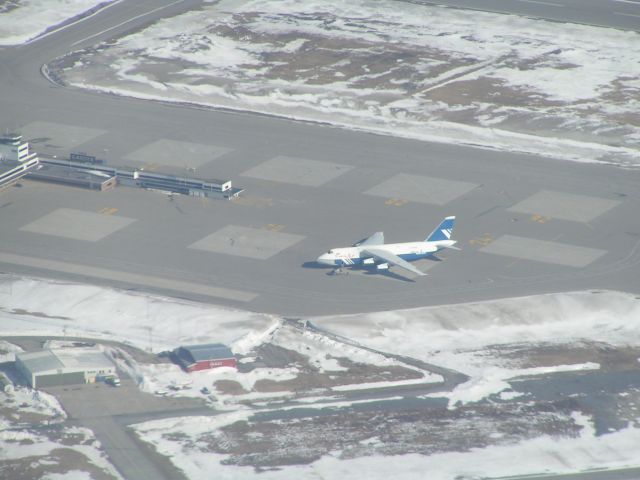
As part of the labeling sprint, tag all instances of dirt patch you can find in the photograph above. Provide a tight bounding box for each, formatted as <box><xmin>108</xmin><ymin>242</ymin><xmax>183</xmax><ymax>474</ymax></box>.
<box><xmin>5</xmin><ymin>308</ymin><xmax>71</xmax><ymax>321</ymax></box>
<box><xmin>220</xmin><ymin>323</ymin><xmax>433</xmax><ymax>398</ymax></box>
<box><xmin>483</xmin><ymin>341</ymin><xmax>640</xmax><ymax>372</ymax></box>
<box><xmin>197</xmin><ymin>399</ymin><xmax>583</xmax><ymax>468</ymax></box>
<box><xmin>0</xmin><ymin>446</ymin><xmax>118</xmax><ymax>480</ymax></box>
<box><xmin>214</xmin><ymin>379</ymin><xmax>249</xmax><ymax>395</ymax></box>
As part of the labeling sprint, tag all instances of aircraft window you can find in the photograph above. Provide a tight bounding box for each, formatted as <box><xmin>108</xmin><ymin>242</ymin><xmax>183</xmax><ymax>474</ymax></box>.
<box><xmin>328</xmin><ymin>249</ymin><xmax>334</xmax><ymax>254</ymax></box>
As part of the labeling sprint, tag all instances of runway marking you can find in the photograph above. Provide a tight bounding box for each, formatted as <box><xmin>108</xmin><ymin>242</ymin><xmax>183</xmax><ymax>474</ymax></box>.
<box><xmin>26</xmin><ymin>0</ymin><xmax>122</xmax><ymax>45</ymax></box>
<box><xmin>530</xmin><ymin>214</ymin><xmax>550</xmax><ymax>224</ymax></box>
<box><xmin>469</xmin><ymin>233</ymin><xmax>493</xmax><ymax>247</ymax></box>
<box><xmin>70</xmin><ymin>0</ymin><xmax>190</xmax><ymax>47</ymax></box>
<box><xmin>513</xmin><ymin>0</ymin><xmax>564</xmax><ymax>6</ymax></box>
<box><xmin>99</xmin><ymin>207</ymin><xmax>118</xmax><ymax>215</ymax></box>
<box><xmin>384</xmin><ymin>198</ymin><xmax>408</xmax><ymax>207</ymax></box>
<box><xmin>614</xmin><ymin>11</ymin><xmax>640</xmax><ymax>18</ymax></box>
<box><xmin>613</xmin><ymin>0</ymin><xmax>640</xmax><ymax>5</ymax></box>
<box><xmin>0</xmin><ymin>252</ymin><xmax>257</xmax><ymax>303</ymax></box>
<box><xmin>231</xmin><ymin>196</ymin><xmax>274</xmax><ymax>208</ymax></box>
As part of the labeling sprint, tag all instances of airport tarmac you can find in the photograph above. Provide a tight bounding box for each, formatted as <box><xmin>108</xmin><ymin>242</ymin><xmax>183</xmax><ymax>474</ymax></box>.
<box><xmin>1</xmin><ymin>136</ymin><xmax>638</xmax><ymax>316</ymax></box>
<box><xmin>1</xmin><ymin>0</ymin><xmax>639</xmax><ymax>316</ymax></box>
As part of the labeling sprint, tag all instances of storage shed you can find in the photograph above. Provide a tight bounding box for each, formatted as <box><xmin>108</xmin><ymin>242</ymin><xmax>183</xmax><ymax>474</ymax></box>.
<box><xmin>16</xmin><ymin>348</ymin><xmax>116</xmax><ymax>389</ymax></box>
<box><xmin>173</xmin><ymin>343</ymin><xmax>236</xmax><ymax>372</ymax></box>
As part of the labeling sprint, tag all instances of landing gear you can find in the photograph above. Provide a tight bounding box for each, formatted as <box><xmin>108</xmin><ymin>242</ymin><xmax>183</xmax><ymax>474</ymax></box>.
<box><xmin>329</xmin><ymin>266</ymin><xmax>347</xmax><ymax>276</ymax></box>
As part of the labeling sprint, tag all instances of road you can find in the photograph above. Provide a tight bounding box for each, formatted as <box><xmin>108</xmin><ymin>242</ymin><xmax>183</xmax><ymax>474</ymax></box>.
<box><xmin>1</xmin><ymin>0</ymin><xmax>639</xmax><ymax>316</ymax></box>
<box><xmin>494</xmin><ymin>467</ymin><xmax>640</xmax><ymax>480</ymax></box>
<box><xmin>409</xmin><ymin>0</ymin><xmax>640</xmax><ymax>31</ymax></box>
<box><xmin>4</xmin><ymin>330</ymin><xmax>467</xmax><ymax>480</ymax></box>
<box><xmin>0</xmin><ymin>3</ymin><xmax>639</xmax><ymax>477</ymax></box>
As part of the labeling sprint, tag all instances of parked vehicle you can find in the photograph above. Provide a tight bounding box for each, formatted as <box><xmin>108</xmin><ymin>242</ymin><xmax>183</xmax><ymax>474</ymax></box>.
<box><xmin>105</xmin><ymin>376</ymin><xmax>121</xmax><ymax>387</ymax></box>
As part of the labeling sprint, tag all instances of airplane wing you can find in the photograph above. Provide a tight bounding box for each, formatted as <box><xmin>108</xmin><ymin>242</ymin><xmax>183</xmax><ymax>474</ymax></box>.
<box><xmin>354</xmin><ymin>231</ymin><xmax>384</xmax><ymax>247</ymax></box>
<box><xmin>363</xmin><ymin>248</ymin><xmax>427</xmax><ymax>276</ymax></box>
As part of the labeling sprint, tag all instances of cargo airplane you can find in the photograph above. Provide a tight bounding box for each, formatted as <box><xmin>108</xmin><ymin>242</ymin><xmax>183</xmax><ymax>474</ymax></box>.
<box><xmin>316</xmin><ymin>216</ymin><xmax>459</xmax><ymax>277</ymax></box>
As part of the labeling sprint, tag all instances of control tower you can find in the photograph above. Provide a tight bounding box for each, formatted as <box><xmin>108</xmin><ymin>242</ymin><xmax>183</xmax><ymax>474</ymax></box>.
<box><xmin>0</xmin><ymin>132</ymin><xmax>40</xmax><ymax>190</ymax></box>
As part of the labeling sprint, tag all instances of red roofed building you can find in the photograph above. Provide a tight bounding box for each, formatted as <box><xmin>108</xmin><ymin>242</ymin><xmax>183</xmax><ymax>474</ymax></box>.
<box><xmin>173</xmin><ymin>343</ymin><xmax>236</xmax><ymax>372</ymax></box>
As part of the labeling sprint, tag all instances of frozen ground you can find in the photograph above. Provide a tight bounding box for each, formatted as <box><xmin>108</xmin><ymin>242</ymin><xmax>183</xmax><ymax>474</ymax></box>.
<box><xmin>127</xmin><ymin>289</ymin><xmax>640</xmax><ymax>478</ymax></box>
<box><xmin>0</xmin><ymin>274</ymin><xmax>274</xmax><ymax>352</ymax></box>
<box><xmin>0</xmin><ymin>275</ymin><xmax>440</xmax><ymax>407</ymax></box>
<box><xmin>0</xmin><ymin>339</ymin><xmax>23</xmax><ymax>363</ymax></box>
<box><xmin>107</xmin><ymin>320</ymin><xmax>441</xmax><ymax>409</ymax></box>
<box><xmin>48</xmin><ymin>0</ymin><xmax>640</xmax><ymax>166</ymax></box>
<box><xmin>0</xmin><ymin>381</ymin><xmax>122</xmax><ymax>479</ymax></box>
<box><xmin>2</xmin><ymin>275</ymin><xmax>640</xmax><ymax>478</ymax></box>
<box><xmin>0</xmin><ymin>0</ymin><xmax>116</xmax><ymax>46</ymax></box>
<box><xmin>133</xmin><ymin>411</ymin><xmax>640</xmax><ymax>480</ymax></box>
<box><xmin>313</xmin><ymin>290</ymin><xmax>640</xmax><ymax>405</ymax></box>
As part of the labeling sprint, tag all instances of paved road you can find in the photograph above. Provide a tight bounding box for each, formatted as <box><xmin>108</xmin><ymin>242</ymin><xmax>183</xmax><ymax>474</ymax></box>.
<box><xmin>1</xmin><ymin>3</ymin><xmax>638</xmax><ymax>480</ymax></box>
<box><xmin>1</xmin><ymin>0</ymin><xmax>639</xmax><ymax>317</ymax></box>
<box><xmin>408</xmin><ymin>0</ymin><xmax>640</xmax><ymax>31</ymax></box>
<box><xmin>9</xmin><ymin>330</ymin><xmax>465</xmax><ymax>479</ymax></box>
<box><xmin>5</xmin><ymin>332</ymin><xmax>207</xmax><ymax>480</ymax></box>
<box><xmin>494</xmin><ymin>467</ymin><xmax>640</xmax><ymax>480</ymax></box>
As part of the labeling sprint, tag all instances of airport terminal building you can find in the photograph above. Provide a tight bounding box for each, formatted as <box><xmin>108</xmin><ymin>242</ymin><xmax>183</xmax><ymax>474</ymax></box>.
<box><xmin>16</xmin><ymin>348</ymin><xmax>116</xmax><ymax>389</ymax></box>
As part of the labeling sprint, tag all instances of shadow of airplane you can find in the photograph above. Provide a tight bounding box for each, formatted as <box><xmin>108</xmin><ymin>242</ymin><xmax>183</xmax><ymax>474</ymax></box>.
<box><xmin>301</xmin><ymin>261</ymin><xmax>416</xmax><ymax>282</ymax></box>
<box><xmin>301</xmin><ymin>261</ymin><xmax>329</xmax><ymax>270</ymax></box>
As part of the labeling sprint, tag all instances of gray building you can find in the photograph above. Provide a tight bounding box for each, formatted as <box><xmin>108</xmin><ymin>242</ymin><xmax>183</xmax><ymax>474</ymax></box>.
<box><xmin>0</xmin><ymin>133</ymin><xmax>40</xmax><ymax>190</ymax></box>
<box><xmin>16</xmin><ymin>348</ymin><xmax>116</xmax><ymax>389</ymax></box>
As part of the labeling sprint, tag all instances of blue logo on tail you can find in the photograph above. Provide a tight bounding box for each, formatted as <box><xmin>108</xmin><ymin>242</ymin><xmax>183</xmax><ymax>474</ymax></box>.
<box><xmin>426</xmin><ymin>216</ymin><xmax>456</xmax><ymax>242</ymax></box>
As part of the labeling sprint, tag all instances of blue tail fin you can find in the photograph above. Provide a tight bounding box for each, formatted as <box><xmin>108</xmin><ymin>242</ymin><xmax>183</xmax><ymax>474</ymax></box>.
<box><xmin>426</xmin><ymin>216</ymin><xmax>455</xmax><ymax>242</ymax></box>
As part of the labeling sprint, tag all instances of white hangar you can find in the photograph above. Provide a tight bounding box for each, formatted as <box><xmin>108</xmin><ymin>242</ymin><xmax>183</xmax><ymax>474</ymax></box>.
<box><xmin>16</xmin><ymin>348</ymin><xmax>116</xmax><ymax>389</ymax></box>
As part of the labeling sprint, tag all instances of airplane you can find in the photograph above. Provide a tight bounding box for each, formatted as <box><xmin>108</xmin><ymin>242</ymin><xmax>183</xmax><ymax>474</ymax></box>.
<box><xmin>316</xmin><ymin>216</ymin><xmax>459</xmax><ymax>277</ymax></box>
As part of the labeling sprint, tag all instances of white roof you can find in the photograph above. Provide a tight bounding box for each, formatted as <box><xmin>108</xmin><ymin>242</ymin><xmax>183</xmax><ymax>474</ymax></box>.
<box><xmin>17</xmin><ymin>348</ymin><xmax>114</xmax><ymax>375</ymax></box>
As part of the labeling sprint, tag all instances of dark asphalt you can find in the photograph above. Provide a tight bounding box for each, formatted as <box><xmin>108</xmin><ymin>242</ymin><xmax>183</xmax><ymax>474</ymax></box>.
<box><xmin>406</xmin><ymin>0</ymin><xmax>640</xmax><ymax>31</ymax></box>
<box><xmin>1</xmin><ymin>2</ymin><xmax>639</xmax><ymax>479</ymax></box>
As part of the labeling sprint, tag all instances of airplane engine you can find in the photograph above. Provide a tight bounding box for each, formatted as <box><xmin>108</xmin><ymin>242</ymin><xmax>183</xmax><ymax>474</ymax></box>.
<box><xmin>363</xmin><ymin>258</ymin><xmax>375</xmax><ymax>265</ymax></box>
<box><xmin>376</xmin><ymin>263</ymin><xmax>389</xmax><ymax>270</ymax></box>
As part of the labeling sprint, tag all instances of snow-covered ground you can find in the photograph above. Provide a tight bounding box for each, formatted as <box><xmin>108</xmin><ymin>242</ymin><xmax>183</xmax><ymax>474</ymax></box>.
<box><xmin>0</xmin><ymin>339</ymin><xmax>23</xmax><ymax>363</ymax></box>
<box><xmin>2</xmin><ymin>275</ymin><xmax>640</xmax><ymax>408</ymax></box>
<box><xmin>0</xmin><ymin>275</ymin><xmax>438</xmax><ymax>407</ymax></box>
<box><xmin>314</xmin><ymin>290</ymin><xmax>640</xmax><ymax>406</ymax></box>
<box><xmin>0</xmin><ymin>420</ymin><xmax>123</xmax><ymax>480</ymax></box>
<box><xmin>2</xmin><ymin>275</ymin><xmax>640</xmax><ymax>478</ymax></box>
<box><xmin>0</xmin><ymin>274</ymin><xmax>274</xmax><ymax>352</ymax></box>
<box><xmin>3</xmin><ymin>4</ymin><xmax>640</xmax><ymax>477</ymax></box>
<box><xmin>107</xmin><ymin>322</ymin><xmax>442</xmax><ymax>410</ymax></box>
<box><xmin>0</xmin><ymin>382</ymin><xmax>122</xmax><ymax>479</ymax></box>
<box><xmin>4</xmin><ymin>1</ymin><xmax>639</xmax><ymax>163</ymax></box>
<box><xmin>0</xmin><ymin>0</ymin><xmax>116</xmax><ymax>46</ymax></box>
<box><xmin>52</xmin><ymin>0</ymin><xmax>640</xmax><ymax>166</ymax></box>
<box><xmin>1</xmin><ymin>384</ymin><xmax>65</xmax><ymax>419</ymax></box>
<box><xmin>132</xmin><ymin>411</ymin><xmax>640</xmax><ymax>480</ymax></box>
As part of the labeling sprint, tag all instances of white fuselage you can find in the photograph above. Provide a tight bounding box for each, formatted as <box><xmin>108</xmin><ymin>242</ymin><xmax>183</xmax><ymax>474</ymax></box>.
<box><xmin>317</xmin><ymin>239</ymin><xmax>456</xmax><ymax>267</ymax></box>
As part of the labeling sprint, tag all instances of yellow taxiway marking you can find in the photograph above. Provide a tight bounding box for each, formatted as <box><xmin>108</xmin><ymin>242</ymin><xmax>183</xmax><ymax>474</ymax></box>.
<box><xmin>530</xmin><ymin>214</ymin><xmax>550</xmax><ymax>224</ymax></box>
<box><xmin>385</xmin><ymin>198</ymin><xmax>408</xmax><ymax>207</ymax></box>
<box><xmin>99</xmin><ymin>207</ymin><xmax>118</xmax><ymax>215</ymax></box>
<box><xmin>469</xmin><ymin>233</ymin><xmax>493</xmax><ymax>247</ymax></box>
<box><xmin>265</xmin><ymin>223</ymin><xmax>285</xmax><ymax>232</ymax></box>
<box><xmin>231</xmin><ymin>196</ymin><xmax>274</xmax><ymax>208</ymax></box>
